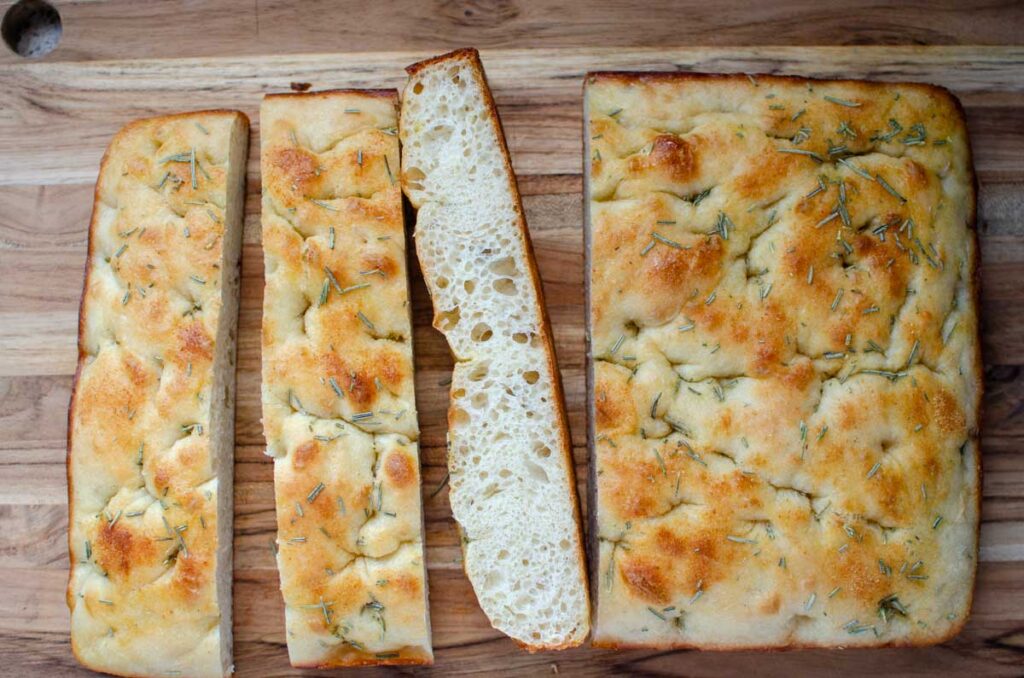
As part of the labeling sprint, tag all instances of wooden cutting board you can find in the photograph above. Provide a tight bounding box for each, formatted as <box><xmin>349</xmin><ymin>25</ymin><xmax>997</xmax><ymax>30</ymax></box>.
<box><xmin>1</xmin><ymin>42</ymin><xmax>1022</xmax><ymax>676</ymax></box>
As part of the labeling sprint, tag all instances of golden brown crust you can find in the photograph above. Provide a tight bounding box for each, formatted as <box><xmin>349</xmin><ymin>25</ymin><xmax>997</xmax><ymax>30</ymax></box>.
<box><xmin>259</xmin><ymin>89</ymin><xmax>432</xmax><ymax>667</ymax></box>
<box><xmin>585</xmin><ymin>72</ymin><xmax>980</xmax><ymax>649</ymax></box>
<box><xmin>67</xmin><ymin>109</ymin><xmax>248</xmax><ymax>677</ymax></box>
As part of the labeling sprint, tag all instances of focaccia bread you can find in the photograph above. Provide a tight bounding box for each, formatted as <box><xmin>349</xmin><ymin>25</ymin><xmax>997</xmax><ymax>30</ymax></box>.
<box><xmin>67</xmin><ymin>110</ymin><xmax>249</xmax><ymax>677</ymax></box>
<box><xmin>584</xmin><ymin>73</ymin><xmax>980</xmax><ymax>648</ymax></box>
<box><xmin>260</xmin><ymin>90</ymin><xmax>432</xmax><ymax>667</ymax></box>
<box><xmin>401</xmin><ymin>48</ymin><xmax>590</xmax><ymax>650</ymax></box>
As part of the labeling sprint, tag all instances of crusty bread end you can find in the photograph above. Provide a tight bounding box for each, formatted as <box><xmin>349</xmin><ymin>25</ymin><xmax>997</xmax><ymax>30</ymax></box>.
<box><xmin>401</xmin><ymin>48</ymin><xmax>591</xmax><ymax>650</ymax></box>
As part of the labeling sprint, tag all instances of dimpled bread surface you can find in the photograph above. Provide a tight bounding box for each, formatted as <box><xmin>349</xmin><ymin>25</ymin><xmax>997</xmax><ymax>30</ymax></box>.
<box><xmin>585</xmin><ymin>72</ymin><xmax>980</xmax><ymax>648</ymax></box>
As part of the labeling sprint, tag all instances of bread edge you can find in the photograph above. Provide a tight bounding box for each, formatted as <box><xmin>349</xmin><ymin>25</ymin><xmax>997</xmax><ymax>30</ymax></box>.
<box><xmin>581</xmin><ymin>73</ymin><xmax>982</xmax><ymax>650</ymax></box>
<box><xmin>263</xmin><ymin>88</ymin><xmax>398</xmax><ymax>102</ymax></box>
<box><xmin>66</xmin><ymin>109</ymin><xmax>250</xmax><ymax>677</ymax></box>
<box><xmin>403</xmin><ymin>47</ymin><xmax>592</xmax><ymax>651</ymax></box>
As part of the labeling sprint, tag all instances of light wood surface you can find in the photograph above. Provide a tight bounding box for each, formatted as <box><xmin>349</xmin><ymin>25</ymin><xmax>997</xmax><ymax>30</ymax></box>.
<box><xmin>0</xmin><ymin>4</ymin><xmax>1022</xmax><ymax>675</ymax></box>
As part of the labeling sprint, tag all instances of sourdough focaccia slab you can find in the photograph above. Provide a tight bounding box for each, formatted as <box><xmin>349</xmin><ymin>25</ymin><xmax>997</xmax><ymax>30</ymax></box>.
<box><xmin>584</xmin><ymin>73</ymin><xmax>980</xmax><ymax>648</ymax></box>
<box><xmin>260</xmin><ymin>90</ymin><xmax>432</xmax><ymax>666</ymax></box>
<box><xmin>67</xmin><ymin>110</ymin><xmax>249</xmax><ymax>677</ymax></box>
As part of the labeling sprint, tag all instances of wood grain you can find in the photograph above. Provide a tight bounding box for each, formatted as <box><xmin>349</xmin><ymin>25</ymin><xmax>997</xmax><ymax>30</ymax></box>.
<box><xmin>2</xmin><ymin>0</ymin><xmax>1023</xmax><ymax>65</ymax></box>
<box><xmin>0</xmin><ymin>35</ymin><xmax>1022</xmax><ymax>678</ymax></box>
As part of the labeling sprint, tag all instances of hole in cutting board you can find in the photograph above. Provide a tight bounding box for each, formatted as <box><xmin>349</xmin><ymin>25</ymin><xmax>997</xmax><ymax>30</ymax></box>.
<box><xmin>2</xmin><ymin>0</ymin><xmax>61</xmax><ymax>58</ymax></box>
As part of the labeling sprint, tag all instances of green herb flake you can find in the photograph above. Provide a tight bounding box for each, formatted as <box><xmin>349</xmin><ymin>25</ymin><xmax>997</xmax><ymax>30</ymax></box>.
<box><xmin>310</xmin><ymin>198</ymin><xmax>338</xmax><ymax>211</ymax></box>
<box><xmin>307</xmin><ymin>482</ymin><xmax>325</xmax><ymax>504</ymax></box>
<box><xmin>824</xmin><ymin>95</ymin><xmax>861</xmax><ymax>108</ymax></box>
<box><xmin>875</xmin><ymin>174</ymin><xmax>907</xmax><ymax>203</ymax></box>
<box><xmin>652</xmin><ymin>232</ymin><xmax>683</xmax><ymax>249</ymax></box>
<box><xmin>778</xmin><ymin>147</ymin><xmax>825</xmax><ymax>163</ymax></box>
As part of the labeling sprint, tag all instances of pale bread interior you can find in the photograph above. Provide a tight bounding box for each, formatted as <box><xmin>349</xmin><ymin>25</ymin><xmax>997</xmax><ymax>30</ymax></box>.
<box><xmin>401</xmin><ymin>53</ymin><xmax>589</xmax><ymax>649</ymax></box>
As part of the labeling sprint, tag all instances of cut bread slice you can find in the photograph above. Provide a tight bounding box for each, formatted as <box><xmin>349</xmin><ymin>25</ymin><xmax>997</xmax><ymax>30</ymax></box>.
<box><xmin>400</xmin><ymin>48</ymin><xmax>591</xmax><ymax>650</ymax></box>
<box><xmin>260</xmin><ymin>90</ymin><xmax>433</xmax><ymax>667</ymax></box>
<box><xmin>67</xmin><ymin>110</ymin><xmax>249</xmax><ymax>677</ymax></box>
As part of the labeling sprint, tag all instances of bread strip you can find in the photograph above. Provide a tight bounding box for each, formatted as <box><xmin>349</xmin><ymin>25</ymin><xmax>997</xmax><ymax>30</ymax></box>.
<box><xmin>67</xmin><ymin>110</ymin><xmax>249</xmax><ymax>677</ymax></box>
<box><xmin>400</xmin><ymin>48</ymin><xmax>590</xmax><ymax>650</ymax></box>
<box><xmin>260</xmin><ymin>90</ymin><xmax>432</xmax><ymax>667</ymax></box>
<box><xmin>584</xmin><ymin>72</ymin><xmax>980</xmax><ymax>648</ymax></box>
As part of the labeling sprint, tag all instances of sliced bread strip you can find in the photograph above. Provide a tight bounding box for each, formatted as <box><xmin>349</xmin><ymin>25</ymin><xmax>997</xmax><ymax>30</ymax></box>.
<box><xmin>260</xmin><ymin>90</ymin><xmax>433</xmax><ymax>667</ymax></box>
<box><xmin>400</xmin><ymin>48</ymin><xmax>591</xmax><ymax>650</ymax></box>
<box><xmin>67</xmin><ymin>110</ymin><xmax>249</xmax><ymax>677</ymax></box>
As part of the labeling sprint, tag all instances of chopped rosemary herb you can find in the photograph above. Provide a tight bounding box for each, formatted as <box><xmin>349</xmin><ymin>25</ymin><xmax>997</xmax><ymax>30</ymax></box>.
<box><xmin>777</xmin><ymin>147</ymin><xmax>825</xmax><ymax>163</ymax></box>
<box><xmin>816</xmin><ymin>211</ymin><xmax>840</xmax><ymax>228</ymax></box>
<box><xmin>310</xmin><ymin>198</ymin><xmax>338</xmax><ymax>211</ymax></box>
<box><xmin>160</xmin><ymin>151</ymin><xmax>192</xmax><ymax>163</ymax></box>
<box><xmin>872</xmin><ymin>119</ymin><xmax>903</xmax><ymax>143</ymax></box>
<box><xmin>903</xmin><ymin>123</ymin><xmax>927</xmax><ymax>146</ymax></box>
<box><xmin>716</xmin><ymin>212</ymin><xmax>733</xmax><ymax>240</ymax></box>
<box><xmin>357</xmin><ymin>311</ymin><xmax>375</xmax><ymax>332</ymax></box>
<box><xmin>824</xmin><ymin>95</ymin><xmax>861</xmax><ymax>107</ymax></box>
<box><xmin>328</xmin><ymin>226</ymin><xmax>336</xmax><ymax>249</ymax></box>
<box><xmin>860</xmin><ymin>369</ymin><xmax>907</xmax><ymax>381</ymax></box>
<box><xmin>906</xmin><ymin>339</ymin><xmax>920</xmax><ymax>368</ymax></box>
<box><xmin>831</xmin><ymin>288</ymin><xmax>845</xmax><ymax>311</ymax></box>
<box><xmin>691</xmin><ymin>187</ymin><xmax>712</xmax><ymax>205</ymax></box>
<box><xmin>610</xmin><ymin>334</ymin><xmax>625</xmax><ymax>355</ymax></box>
<box><xmin>875</xmin><ymin>174</ymin><xmax>907</xmax><ymax>203</ymax></box>
<box><xmin>652</xmin><ymin>232</ymin><xmax>683</xmax><ymax>249</ymax></box>
<box><xmin>653</xmin><ymin>448</ymin><xmax>667</xmax><ymax>476</ymax></box>
<box><xmin>307</xmin><ymin>482</ymin><xmax>325</xmax><ymax>504</ymax></box>
<box><xmin>328</xmin><ymin>377</ymin><xmax>343</xmax><ymax>397</ymax></box>
<box><xmin>726</xmin><ymin>535</ymin><xmax>757</xmax><ymax>544</ymax></box>
<box><xmin>837</xmin><ymin>157</ymin><xmax>873</xmax><ymax>180</ymax></box>
<box><xmin>806</xmin><ymin>176</ymin><xmax>827</xmax><ymax>198</ymax></box>
<box><xmin>878</xmin><ymin>594</ymin><xmax>908</xmax><ymax>623</ymax></box>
